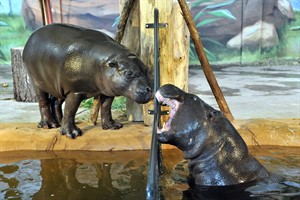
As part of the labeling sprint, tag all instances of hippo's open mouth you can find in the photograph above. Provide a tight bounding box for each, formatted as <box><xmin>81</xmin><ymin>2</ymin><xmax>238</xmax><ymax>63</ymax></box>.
<box><xmin>155</xmin><ymin>91</ymin><xmax>180</xmax><ymax>133</ymax></box>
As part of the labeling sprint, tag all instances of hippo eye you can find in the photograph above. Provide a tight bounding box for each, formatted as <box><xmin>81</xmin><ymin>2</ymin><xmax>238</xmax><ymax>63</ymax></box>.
<box><xmin>108</xmin><ymin>62</ymin><xmax>118</xmax><ymax>68</ymax></box>
<box><xmin>128</xmin><ymin>54</ymin><xmax>137</xmax><ymax>59</ymax></box>
<box><xmin>125</xmin><ymin>70</ymin><xmax>136</xmax><ymax>79</ymax></box>
<box><xmin>192</xmin><ymin>96</ymin><xmax>197</xmax><ymax>101</ymax></box>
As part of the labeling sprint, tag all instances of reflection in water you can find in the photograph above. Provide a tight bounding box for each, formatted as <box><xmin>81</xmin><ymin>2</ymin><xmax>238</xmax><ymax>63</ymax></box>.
<box><xmin>0</xmin><ymin>151</ymin><xmax>149</xmax><ymax>200</ymax></box>
<box><xmin>0</xmin><ymin>147</ymin><xmax>300</xmax><ymax>200</ymax></box>
<box><xmin>31</xmin><ymin>159</ymin><xmax>147</xmax><ymax>200</ymax></box>
<box><xmin>0</xmin><ymin>160</ymin><xmax>41</xmax><ymax>199</ymax></box>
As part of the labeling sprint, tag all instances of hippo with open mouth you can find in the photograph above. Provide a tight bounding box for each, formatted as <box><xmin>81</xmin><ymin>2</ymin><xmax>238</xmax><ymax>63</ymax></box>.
<box><xmin>155</xmin><ymin>84</ymin><xmax>270</xmax><ymax>187</ymax></box>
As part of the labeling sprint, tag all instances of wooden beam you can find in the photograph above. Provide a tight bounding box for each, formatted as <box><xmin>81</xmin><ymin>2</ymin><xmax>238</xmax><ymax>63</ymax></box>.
<box><xmin>177</xmin><ymin>0</ymin><xmax>234</xmax><ymax>121</ymax></box>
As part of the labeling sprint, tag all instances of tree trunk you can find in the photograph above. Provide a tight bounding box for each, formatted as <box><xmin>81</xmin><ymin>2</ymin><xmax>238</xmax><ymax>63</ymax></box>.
<box><xmin>11</xmin><ymin>47</ymin><xmax>37</xmax><ymax>102</ymax></box>
<box><xmin>140</xmin><ymin>0</ymin><xmax>190</xmax><ymax>125</ymax></box>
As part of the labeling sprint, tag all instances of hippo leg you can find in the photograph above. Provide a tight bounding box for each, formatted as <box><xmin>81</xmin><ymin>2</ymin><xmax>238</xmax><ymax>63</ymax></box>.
<box><xmin>50</xmin><ymin>97</ymin><xmax>64</xmax><ymax>126</ymax></box>
<box><xmin>100</xmin><ymin>95</ymin><xmax>123</xmax><ymax>130</ymax></box>
<box><xmin>60</xmin><ymin>92</ymin><xmax>85</xmax><ymax>139</ymax></box>
<box><xmin>36</xmin><ymin>90</ymin><xmax>59</xmax><ymax>129</ymax></box>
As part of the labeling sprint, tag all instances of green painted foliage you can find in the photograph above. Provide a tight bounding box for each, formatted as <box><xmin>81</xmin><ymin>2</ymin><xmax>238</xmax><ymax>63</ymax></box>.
<box><xmin>190</xmin><ymin>0</ymin><xmax>236</xmax><ymax>61</ymax></box>
<box><xmin>0</xmin><ymin>15</ymin><xmax>31</xmax><ymax>64</ymax></box>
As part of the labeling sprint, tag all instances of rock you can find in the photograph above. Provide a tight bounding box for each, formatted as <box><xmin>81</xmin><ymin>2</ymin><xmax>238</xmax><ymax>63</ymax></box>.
<box><xmin>227</xmin><ymin>21</ymin><xmax>279</xmax><ymax>50</ymax></box>
<box><xmin>21</xmin><ymin>0</ymin><xmax>118</xmax><ymax>34</ymax></box>
<box><xmin>190</xmin><ymin>0</ymin><xmax>295</xmax><ymax>44</ymax></box>
<box><xmin>277</xmin><ymin>0</ymin><xmax>295</xmax><ymax>19</ymax></box>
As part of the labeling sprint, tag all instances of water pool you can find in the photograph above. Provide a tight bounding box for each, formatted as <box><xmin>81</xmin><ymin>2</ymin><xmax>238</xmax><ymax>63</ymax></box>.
<box><xmin>0</xmin><ymin>146</ymin><xmax>299</xmax><ymax>199</ymax></box>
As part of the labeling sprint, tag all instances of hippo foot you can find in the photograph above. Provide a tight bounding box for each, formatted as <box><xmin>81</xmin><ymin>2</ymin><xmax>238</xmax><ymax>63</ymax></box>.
<box><xmin>102</xmin><ymin>120</ymin><xmax>123</xmax><ymax>130</ymax></box>
<box><xmin>60</xmin><ymin>125</ymin><xmax>82</xmax><ymax>139</ymax></box>
<box><xmin>38</xmin><ymin>120</ymin><xmax>59</xmax><ymax>129</ymax></box>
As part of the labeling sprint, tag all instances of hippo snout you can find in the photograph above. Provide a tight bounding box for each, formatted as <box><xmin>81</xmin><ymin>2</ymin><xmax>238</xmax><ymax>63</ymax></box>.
<box><xmin>139</xmin><ymin>86</ymin><xmax>152</xmax><ymax>94</ymax></box>
<box><xmin>135</xmin><ymin>86</ymin><xmax>153</xmax><ymax>104</ymax></box>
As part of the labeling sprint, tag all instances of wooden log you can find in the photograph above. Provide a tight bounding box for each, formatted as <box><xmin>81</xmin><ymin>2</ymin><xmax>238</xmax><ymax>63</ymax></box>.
<box><xmin>140</xmin><ymin>0</ymin><xmax>189</xmax><ymax>125</ymax></box>
<box><xmin>177</xmin><ymin>0</ymin><xmax>234</xmax><ymax>121</ymax></box>
<box><xmin>115</xmin><ymin>0</ymin><xmax>135</xmax><ymax>43</ymax></box>
<box><xmin>11</xmin><ymin>47</ymin><xmax>37</xmax><ymax>102</ymax></box>
<box><xmin>88</xmin><ymin>96</ymin><xmax>100</xmax><ymax>125</ymax></box>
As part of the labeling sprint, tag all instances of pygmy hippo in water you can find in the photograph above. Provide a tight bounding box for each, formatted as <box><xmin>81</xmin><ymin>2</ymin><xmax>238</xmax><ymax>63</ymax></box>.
<box><xmin>23</xmin><ymin>23</ymin><xmax>153</xmax><ymax>139</ymax></box>
<box><xmin>155</xmin><ymin>84</ymin><xmax>270</xmax><ymax>187</ymax></box>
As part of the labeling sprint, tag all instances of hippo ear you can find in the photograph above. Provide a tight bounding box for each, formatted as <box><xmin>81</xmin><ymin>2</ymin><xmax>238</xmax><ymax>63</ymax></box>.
<box><xmin>108</xmin><ymin>61</ymin><xmax>118</xmax><ymax>68</ymax></box>
<box><xmin>206</xmin><ymin>110</ymin><xmax>223</xmax><ymax>122</ymax></box>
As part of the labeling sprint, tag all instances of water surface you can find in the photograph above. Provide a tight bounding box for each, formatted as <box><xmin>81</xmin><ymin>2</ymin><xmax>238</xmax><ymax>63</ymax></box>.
<box><xmin>0</xmin><ymin>146</ymin><xmax>299</xmax><ymax>199</ymax></box>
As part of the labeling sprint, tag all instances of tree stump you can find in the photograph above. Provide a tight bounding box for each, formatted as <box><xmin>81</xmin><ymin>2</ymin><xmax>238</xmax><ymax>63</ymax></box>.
<box><xmin>11</xmin><ymin>47</ymin><xmax>37</xmax><ymax>102</ymax></box>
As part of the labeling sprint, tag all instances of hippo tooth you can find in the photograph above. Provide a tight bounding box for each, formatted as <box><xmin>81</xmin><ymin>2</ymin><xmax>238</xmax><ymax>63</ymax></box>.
<box><xmin>169</xmin><ymin>101</ymin><xmax>175</xmax><ymax>108</ymax></box>
<box><xmin>161</xmin><ymin>122</ymin><xmax>167</xmax><ymax>131</ymax></box>
<box><xmin>157</xmin><ymin>127</ymin><xmax>162</xmax><ymax>133</ymax></box>
<box><xmin>157</xmin><ymin>122</ymin><xmax>167</xmax><ymax>133</ymax></box>
<box><xmin>163</xmin><ymin>122</ymin><xmax>167</xmax><ymax>130</ymax></box>
<box><xmin>162</xmin><ymin>98</ymin><xmax>169</xmax><ymax>105</ymax></box>
<box><xmin>162</xmin><ymin>98</ymin><xmax>176</xmax><ymax>109</ymax></box>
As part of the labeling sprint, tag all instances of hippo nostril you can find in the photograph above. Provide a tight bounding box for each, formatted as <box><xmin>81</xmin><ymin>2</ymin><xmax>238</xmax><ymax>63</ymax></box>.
<box><xmin>145</xmin><ymin>86</ymin><xmax>151</xmax><ymax>93</ymax></box>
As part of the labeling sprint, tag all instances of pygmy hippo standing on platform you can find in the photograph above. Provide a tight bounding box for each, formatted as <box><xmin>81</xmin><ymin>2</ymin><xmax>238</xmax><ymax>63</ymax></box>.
<box><xmin>23</xmin><ymin>23</ymin><xmax>153</xmax><ymax>139</ymax></box>
<box><xmin>155</xmin><ymin>84</ymin><xmax>270</xmax><ymax>188</ymax></box>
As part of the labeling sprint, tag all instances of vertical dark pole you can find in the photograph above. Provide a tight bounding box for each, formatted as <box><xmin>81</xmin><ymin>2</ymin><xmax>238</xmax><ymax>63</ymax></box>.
<box><xmin>45</xmin><ymin>0</ymin><xmax>53</xmax><ymax>24</ymax></box>
<box><xmin>146</xmin><ymin>8</ymin><xmax>161</xmax><ymax>200</ymax></box>
<box><xmin>40</xmin><ymin>0</ymin><xmax>53</xmax><ymax>25</ymax></box>
<box><xmin>59</xmin><ymin>0</ymin><xmax>63</xmax><ymax>23</ymax></box>
<box><xmin>40</xmin><ymin>0</ymin><xmax>47</xmax><ymax>25</ymax></box>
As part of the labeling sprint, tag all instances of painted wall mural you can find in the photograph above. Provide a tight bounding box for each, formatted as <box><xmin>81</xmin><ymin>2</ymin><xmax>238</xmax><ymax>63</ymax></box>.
<box><xmin>0</xmin><ymin>0</ymin><xmax>299</xmax><ymax>65</ymax></box>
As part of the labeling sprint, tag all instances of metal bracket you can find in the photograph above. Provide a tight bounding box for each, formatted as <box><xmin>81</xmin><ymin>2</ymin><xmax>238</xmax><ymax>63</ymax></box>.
<box><xmin>145</xmin><ymin>23</ymin><xmax>168</xmax><ymax>29</ymax></box>
<box><xmin>148</xmin><ymin>110</ymin><xmax>169</xmax><ymax>115</ymax></box>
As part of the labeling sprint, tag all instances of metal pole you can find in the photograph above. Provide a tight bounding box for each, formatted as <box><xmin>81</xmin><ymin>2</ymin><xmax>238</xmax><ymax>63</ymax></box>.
<box><xmin>40</xmin><ymin>0</ymin><xmax>53</xmax><ymax>25</ymax></box>
<box><xmin>45</xmin><ymin>0</ymin><xmax>53</xmax><ymax>24</ymax></box>
<box><xmin>146</xmin><ymin>8</ymin><xmax>161</xmax><ymax>200</ymax></box>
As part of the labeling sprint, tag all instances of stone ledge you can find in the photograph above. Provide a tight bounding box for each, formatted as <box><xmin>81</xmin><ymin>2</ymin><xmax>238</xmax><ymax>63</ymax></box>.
<box><xmin>0</xmin><ymin>118</ymin><xmax>299</xmax><ymax>152</ymax></box>
<box><xmin>234</xmin><ymin>118</ymin><xmax>300</xmax><ymax>146</ymax></box>
<box><xmin>0</xmin><ymin>122</ymin><xmax>152</xmax><ymax>152</ymax></box>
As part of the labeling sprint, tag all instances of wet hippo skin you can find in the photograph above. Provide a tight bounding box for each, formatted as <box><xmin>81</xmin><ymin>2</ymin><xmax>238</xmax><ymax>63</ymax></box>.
<box><xmin>23</xmin><ymin>23</ymin><xmax>153</xmax><ymax>139</ymax></box>
<box><xmin>155</xmin><ymin>84</ymin><xmax>270</xmax><ymax>187</ymax></box>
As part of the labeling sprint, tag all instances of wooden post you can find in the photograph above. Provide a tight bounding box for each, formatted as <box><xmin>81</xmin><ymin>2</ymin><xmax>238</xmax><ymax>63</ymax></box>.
<box><xmin>140</xmin><ymin>0</ymin><xmax>189</xmax><ymax>125</ymax></box>
<box><xmin>177</xmin><ymin>0</ymin><xmax>234</xmax><ymax>121</ymax></box>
